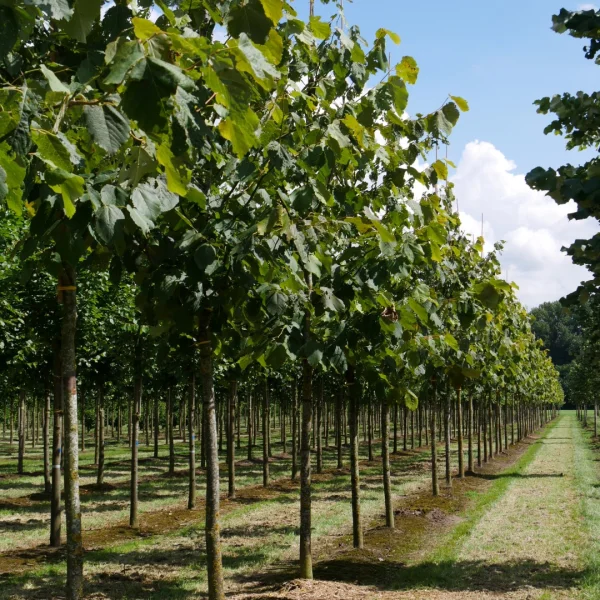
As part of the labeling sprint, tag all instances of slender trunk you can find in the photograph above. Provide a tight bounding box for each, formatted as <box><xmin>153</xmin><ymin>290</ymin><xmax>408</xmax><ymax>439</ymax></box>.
<box><xmin>97</xmin><ymin>385</ymin><xmax>105</xmax><ymax>486</ymax></box>
<box><xmin>291</xmin><ymin>385</ymin><xmax>298</xmax><ymax>479</ymax></box>
<box><xmin>457</xmin><ymin>388</ymin><xmax>464</xmax><ymax>478</ymax></box>
<box><xmin>247</xmin><ymin>393</ymin><xmax>253</xmax><ymax>461</ymax></box>
<box><xmin>431</xmin><ymin>382</ymin><xmax>439</xmax><ymax>496</ymax></box>
<box><xmin>316</xmin><ymin>379</ymin><xmax>323</xmax><ymax>474</ymax></box>
<box><xmin>18</xmin><ymin>390</ymin><xmax>25</xmax><ymax>474</ymax></box>
<box><xmin>299</xmin><ymin>308</ymin><xmax>313</xmax><ymax>579</ymax></box>
<box><xmin>382</xmin><ymin>400</ymin><xmax>393</xmax><ymax>528</ymax></box>
<box><xmin>44</xmin><ymin>382</ymin><xmax>51</xmax><ymax>493</ymax></box>
<box><xmin>336</xmin><ymin>386</ymin><xmax>343</xmax><ymax>469</ymax></box>
<box><xmin>228</xmin><ymin>380</ymin><xmax>237</xmax><ymax>499</ymax></box>
<box><xmin>154</xmin><ymin>395</ymin><xmax>159</xmax><ymax>459</ymax></box>
<box><xmin>130</xmin><ymin>340</ymin><xmax>142</xmax><ymax>528</ymax></box>
<box><xmin>60</xmin><ymin>266</ymin><xmax>83</xmax><ymax>600</ymax></box>
<box><xmin>199</xmin><ymin>314</ymin><xmax>224</xmax><ymax>600</ymax></box>
<box><xmin>263</xmin><ymin>379</ymin><xmax>269</xmax><ymax>487</ymax></box>
<box><xmin>444</xmin><ymin>389</ymin><xmax>452</xmax><ymax>488</ymax></box>
<box><xmin>168</xmin><ymin>389</ymin><xmax>175</xmax><ymax>476</ymax></box>
<box><xmin>51</xmin><ymin>341</ymin><xmax>63</xmax><ymax>547</ymax></box>
<box><xmin>347</xmin><ymin>367</ymin><xmax>363</xmax><ymax>549</ymax></box>
<box><xmin>467</xmin><ymin>392</ymin><xmax>474</xmax><ymax>473</ymax></box>
<box><xmin>188</xmin><ymin>371</ymin><xmax>197</xmax><ymax>509</ymax></box>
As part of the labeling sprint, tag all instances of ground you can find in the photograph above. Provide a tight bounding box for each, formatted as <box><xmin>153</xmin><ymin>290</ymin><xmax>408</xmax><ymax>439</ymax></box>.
<box><xmin>1</xmin><ymin>411</ymin><xmax>599</xmax><ymax>599</ymax></box>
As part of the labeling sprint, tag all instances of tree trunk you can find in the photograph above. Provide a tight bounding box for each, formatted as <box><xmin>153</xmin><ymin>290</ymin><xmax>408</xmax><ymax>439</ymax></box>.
<box><xmin>299</xmin><ymin>351</ymin><xmax>313</xmax><ymax>579</ymax></box>
<box><xmin>336</xmin><ymin>386</ymin><xmax>343</xmax><ymax>469</ymax></box>
<box><xmin>51</xmin><ymin>340</ymin><xmax>63</xmax><ymax>547</ymax></box>
<box><xmin>60</xmin><ymin>266</ymin><xmax>83</xmax><ymax>600</ymax></box>
<box><xmin>291</xmin><ymin>385</ymin><xmax>298</xmax><ymax>479</ymax></box>
<box><xmin>188</xmin><ymin>371</ymin><xmax>197</xmax><ymax>509</ymax></box>
<box><xmin>130</xmin><ymin>340</ymin><xmax>142</xmax><ymax>528</ymax></box>
<box><xmin>168</xmin><ymin>389</ymin><xmax>175</xmax><ymax>476</ymax></box>
<box><xmin>467</xmin><ymin>391</ymin><xmax>474</xmax><ymax>473</ymax></box>
<box><xmin>316</xmin><ymin>379</ymin><xmax>323</xmax><ymax>474</ymax></box>
<box><xmin>263</xmin><ymin>379</ymin><xmax>269</xmax><ymax>487</ymax></box>
<box><xmin>154</xmin><ymin>395</ymin><xmax>159</xmax><ymax>459</ymax></box>
<box><xmin>199</xmin><ymin>315</ymin><xmax>224</xmax><ymax>599</ymax></box>
<box><xmin>382</xmin><ymin>400</ymin><xmax>393</xmax><ymax>528</ymax></box>
<box><xmin>18</xmin><ymin>390</ymin><xmax>25</xmax><ymax>475</ymax></box>
<box><xmin>457</xmin><ymin>387</ymin><xmax>464</xmax><ymax>478</ymax></box>
<box><xmin>247</xmin><ymin>393</ymin><xmax>253</xmax><ymax>461</ymax></box>
<box><xmin>228</xmin><ymin>380</ymin><xmax>237</xmax><ymax>499</ymax></box>
<box><xmin>431</xmin><ymin>382</ymin><xmax>439</xmax><ymax>496</ymax></box>
<box><xmin>347</xmin><ymin>367</ymin><xmax>363</xmax><ymax>549</ymax></box>
<box><xmin>97</xmin><ymin>385</ymin><xmax>105</xmax><ymax>486</ymax></box>
<box><xmin>444</xmin><ymin>389</ymin><xmax>452</xmax><ymax>488</ymax></box>
<box><xmin>44</xmin><ymin>381</ymin><xmax>51</xmax><ymax>494</ymax></box>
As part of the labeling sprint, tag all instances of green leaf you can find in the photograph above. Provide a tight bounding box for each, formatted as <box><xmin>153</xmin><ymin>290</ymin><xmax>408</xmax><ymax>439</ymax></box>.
<box><xmin>32</xmin><ymin>129</ymin><xmax>75</xmax><ymax>171</ymax></box>
<box><xmin>132</xmin><ymin>16</ymin><xmax>162</xmax><ymax>40</ymax></box>
<box><xmin>259</xmin><ymin>0</ymin><xmax>283</xmax><ymax>24</ymax></box>
<box><xmin>389</xmin><ymin>76</ymin><xmax>408</xmax><ymax>115</ymax></box>
<box><xmin>39</xmin><ymin>65</ymin><xmax>70</xmax><ymax>94</ymax></box>
<box><xmin>266</xmin><ymin>289</ymin><xmax>287</xmax><ymax>315</ymax></box>
<box><xmin>218</xmin><ymin>107</ymin><xmax>259</xmax><ymax>157</ymax></box>
<box><xmin>450</xmin><ymin>95</ymin><xmax>469</xmax><ymax>112</ymax></box>
<box><xmin>194</xmin><ymin>244</ymin><xmax>220</xmax><ymax>275</ymax></box>
<box><xmin>396</xmin><ymin>56</ymin><xmax>419</xmax><ymax>84</ymax></box>
<box><xmin>118</xmin><ymin>147</ymin><xmax>156</xmax><ymax>188</ymax></box>
<box><xmin>84</xmin><ymin>105</ymin><xmax>130</xmax><ymax>154</ymax></box>
<box><xmin>309</xmin><ymin>16</ymin><xmax>331</xmax><ymax>40</ymax></box>
<box><xmin>408</xmin><ymin>297</ymin><xmax>428</xmax><ymax>323</ymax></box>
<box><xmin>62</xmin><ymin>0</ymin><xmax>102</xmax><ymax>43</ymax></box>
<box><xmin>95</xmin><ymin>204</ymin><xmax>124</xmax><ymax>244</ymax></box>
<box><xmin>432</xmin><ymin>159</ymin><xmax>448</xmax><ymax>180</ymax></box>
<box><xmin>46</xmin><ymin>169</ymin><xmax>85</xmax><ymax>218</ymax></box>
<box><xmin>375</xmin><ymin>28</ymin><xmax>401</xmax><ymax>44</ymax></box>
<box><xmin>228</xmin><ymin>0</ymin><xmax>273</xmax><ymax>44</ymax></box>
<box><xmin>444</xmin><ymin>332</ymin><xmax>459</xmax><ymax>351</ymax></box>
<box><xmin>302</xmin><ymin>339</ymin><xmax>323</xmax><ymax>367</ymax></box>
<box><xmin>234</xmin><ymin>33</ymin><xmax>279</xmax><ymax>86</ymax></box>
<box><xmin>157</xmin><ymin>144</ymin><xmax>190</xmax><ymax>196</ymax></box>
<box><xmin>129</xmin><ymin>178</ymin><xmax>178</xmax><ymax>233</ymax></box>
<box><xmin>104</xmin><ymin>41</ymin><xmax>145</xmax><ymax>85</ymax></box>
<box><xmin>265</xmin><ymin>343</ymin><xmax>288</xmax><ymax>369</ymax></box>
<box><xmin>0</xmin><ymin>144</ymin><xmax>25</xmax><ymax>215</ymax></box>
<box><xmin>322</xmin><ymin>287</ymin><xmax>345</xmax><ymax>312</ymax></box>
<box><xmin>27</xmin><ymin>0</ymin><xmax>73</xmax><ymax>21</ymax></box>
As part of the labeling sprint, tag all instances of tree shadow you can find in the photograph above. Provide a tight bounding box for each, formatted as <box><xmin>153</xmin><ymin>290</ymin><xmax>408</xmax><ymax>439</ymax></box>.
<box><xmin>471</xmin><ymin>472</ymin><xmax>564</xmax><ymax>480</ymax></box>
<box><xmin>235</xmin><ymin>557</ymin><xmax>585</xmax><ymax>594</ymax></box>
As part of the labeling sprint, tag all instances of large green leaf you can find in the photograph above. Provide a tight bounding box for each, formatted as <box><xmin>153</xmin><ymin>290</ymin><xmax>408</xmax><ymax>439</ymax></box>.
<box><xmin>26</xmin><ymin>0</ymin><xmax>73</xmax><ymax>21</ymax></box>
<box><xmin>45</xmin><ymin>169</ymin><xmax>85</xmax><ymax>218</ymax></box>
<box><xmin>84</xmin><ymin>105</ymin><xmax>130</xmax><ymax>154</ymax></box>
<box><xmin>95</xmin><ymin>204</ymin><xmax>125</xmax><ymax>244</ymax></box>
<box><xmin>32</xmin><ymin>129</ymin><xmax>75</xmax><ymax>171</ymax></box>
<box><xmin>62</xmin><ymin>0</ymin><xmax>102</xmax><ymax>42</ymax></box>
<box><xmin>129</xmin><ymin>178</ymin><xmax>178</xmax><ymax>233</ymax></box>
<box><xmin>228</xmin><ymin>0</ymin><xmax>272</xmax><ymax>44</ymax></box>
<box><xmin>0</xmin><ymin>144</ymin><xmax>25</xmax><ymax>215</ymax></box>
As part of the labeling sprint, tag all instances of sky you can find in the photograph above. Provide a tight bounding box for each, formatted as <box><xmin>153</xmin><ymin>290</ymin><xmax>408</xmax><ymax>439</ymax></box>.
<box><xmin>305</xmin><ymin>0</ymin><xmax>599</xmax><ymax>308</ymax></box>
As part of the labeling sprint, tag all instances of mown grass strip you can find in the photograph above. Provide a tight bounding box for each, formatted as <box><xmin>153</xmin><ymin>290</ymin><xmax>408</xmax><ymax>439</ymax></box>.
<box><xmin>429</xmin><ymin>416</ymin><xmax>559</xmax><ymax>564</ymax></box>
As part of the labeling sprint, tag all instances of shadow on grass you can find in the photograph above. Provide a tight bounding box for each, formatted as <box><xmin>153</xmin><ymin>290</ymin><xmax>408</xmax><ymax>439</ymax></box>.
<box><xmin>235</xmin><ymin>556</ymin><xmax>585</xmax><ymax>594</ymax></box>
<box><xmin>471</xmin><ymin>472</ymin><xmax>564</xmax><ymax>481</ymax></box>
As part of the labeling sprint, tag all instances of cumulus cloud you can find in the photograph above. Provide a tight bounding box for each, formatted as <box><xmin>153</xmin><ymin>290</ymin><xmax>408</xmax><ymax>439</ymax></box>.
<box><xmin>452</xmin><ymin>141</ymin><xmax>598</xmax><ymax>308</ymax></box>
<box><xmin>578</xmin><ymin>3</ymin><xmax>597</xmax><ymax>10</ymax></box>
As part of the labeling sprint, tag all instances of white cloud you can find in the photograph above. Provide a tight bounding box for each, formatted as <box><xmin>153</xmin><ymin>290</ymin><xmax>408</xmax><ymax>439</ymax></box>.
<box><xmin>453</xmin><ymin>141</ymin><xmax>598</xmax><ymax>308</ymax></box>
<box><xmin>578</xmin><ymin>3</ymin><xmax>597</xmax><ymax>10</ymax></box>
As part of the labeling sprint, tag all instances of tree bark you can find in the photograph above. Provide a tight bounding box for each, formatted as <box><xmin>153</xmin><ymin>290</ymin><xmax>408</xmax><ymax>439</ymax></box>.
<box><xmin>347</xmin><ymin>366</ymin><xmax>363</xmax><ymax>549</ymax></box>
<box><xmin>263</xmin><ymin>378</ymin><xmax>269</xmax><ymax>487</ymax></box>
<box><xmin>188</xmin><ymin>371</ymin><xmax>197</xmax><ymax>509</ymax></box>
<box><xmin>60</xmin><ymin>266</ymin><xmax>83</xmax><ymax>600</ymax></box>
<box><xmin>51</xmin><ymin>340</ymin><xmax>63</xmax><ymax>547</ymax></box>
<box><xmin>291</xmin><ymin>385</ymin><xmax>298</xmax><ymax>479</ymax></box>
<box><xmin>18</xmin><ymin>390</ymin><xmax>25</xmax><ymax>475</ymax></box>
<box><xmin>382</xmin><ymin>400</ymin><xmax>393</xmax><ymax>528</ymax></box>
<box><xmin>431</xmin><ymin>380</ymin><xmax>439</xmax><ymax>496</ymax></box>
<box><xmin>228</xmin><ymin>380</ymin><xmax>237</xmax><ymax>499</ymax></box>
<box><xmin>299</xmin><ymin>349</ymin><xmax>313</xmax><ymax>579</ymax></box>
<box><xmin>199</xmin><ymin>314</ymin><xmax>224</xmax><ymax>600</ymax></box>
<box><xmin>130</xmin><ymin>339</ymin><xmax>142</xmax><ymax>528</ymax></box>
